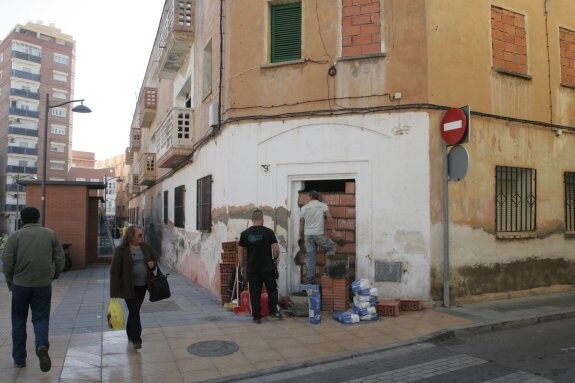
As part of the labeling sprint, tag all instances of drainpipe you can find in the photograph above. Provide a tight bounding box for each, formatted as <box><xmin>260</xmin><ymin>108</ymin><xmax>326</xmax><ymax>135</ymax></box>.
<box><xmin>217</xmin><ymin>0</ymin><xmax>224</xmax><ymax>131</ymax></box>
<box><xmin>544</xmin><ymin>0</ymin><xmax>553</xmax><ymax>124</ymax></box>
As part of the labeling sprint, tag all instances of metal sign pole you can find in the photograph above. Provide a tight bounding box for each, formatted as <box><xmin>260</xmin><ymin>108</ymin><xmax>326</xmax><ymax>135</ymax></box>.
<box><xmin>442</xmin><ymin>142</ymin><xmax>450</xmax><ymax>308</ymax></box>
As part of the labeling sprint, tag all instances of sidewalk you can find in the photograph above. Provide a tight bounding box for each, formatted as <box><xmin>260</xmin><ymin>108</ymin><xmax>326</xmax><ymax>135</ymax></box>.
<box><xmin>0</xmin><ymin>263</ymin><xmax>574</xmax><ymax>383</ymax></box>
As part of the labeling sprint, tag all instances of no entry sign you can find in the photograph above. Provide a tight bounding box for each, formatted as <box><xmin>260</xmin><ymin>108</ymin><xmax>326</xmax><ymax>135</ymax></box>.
<box><xmin>441</xmin><ymin>108</ymin><xmax>467</xmax><ymax>145</ymax></box>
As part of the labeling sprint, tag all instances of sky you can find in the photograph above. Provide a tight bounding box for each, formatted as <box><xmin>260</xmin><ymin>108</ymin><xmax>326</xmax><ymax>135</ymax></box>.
<box><xmin>1</xmin><ymin>0</ymin><xmax>165</xmax><ymax>160</ymax></box>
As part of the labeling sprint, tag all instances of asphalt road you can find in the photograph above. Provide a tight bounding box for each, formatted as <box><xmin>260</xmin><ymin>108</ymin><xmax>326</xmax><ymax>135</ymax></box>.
<box><xmin>236</xmin><ymin>317</ymin><xmax>575</xmax><ymax>383</ymax></box>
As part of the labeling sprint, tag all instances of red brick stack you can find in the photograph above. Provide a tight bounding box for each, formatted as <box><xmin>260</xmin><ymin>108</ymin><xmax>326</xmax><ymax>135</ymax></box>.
<box><xmin>400</xmin><ymin>299</ymin><xmax>423</xmax><ymax>312</ymax></box>
<box><xmin>321</xmin><ymin>275</ymin><xmax>350</xmax><ymax>312</ymax></box>
<box><xmin>376</xmin><ymin>300</ymin><xmax>400</xmax><ymax>317</ymax></box>
<box><xmin>220</xmin><ymin>241</ymin><xmax>238</xmax><ymax>304</ymax></box>
<box><xmin>375</xmin><ymin>298</ymin><xmax>423</xmax><ymax>316</ymax></box>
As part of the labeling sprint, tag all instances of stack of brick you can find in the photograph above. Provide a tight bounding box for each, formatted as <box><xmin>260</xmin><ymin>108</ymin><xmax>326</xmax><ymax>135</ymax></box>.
<box><xmin>376</xmin><ymin>300</ymin><xmax>400</xmax><ymax>317</ymax></box>
<box><xmin>220</xmin><ymin>241</ymin><xmax>238</xmax><ymax>304</ymax></box>
<box><xmin>320</xmin><ymin>275</ymin><xmax>350</xmax><ymax>312</ymax></box>
<box><xmin>400</xmin><ymin>298</ymin><xmax>423</xmax><ymax>312</ymax></box>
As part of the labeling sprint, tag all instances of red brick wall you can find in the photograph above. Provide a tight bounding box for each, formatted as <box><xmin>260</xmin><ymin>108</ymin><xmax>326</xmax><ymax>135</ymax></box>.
<box><xmin>491</xmin><ymin>6</ymin><xmax>527</xmax><ymax>75</ymax></box>
<box><xmin>560</xmin><ymin>27</ymin><xmax>575</xmax><ymax>86</ymax></box>
<box><xmin>342</xmin><ymin>0</ymin><xmax>381</xmax><ymax>57</ymax></box>
<box><xmin>301</xmin><ymin>181</ymin><xmax>357</xmax><ymax>282</ymax></box>
<box><xmin>25</xmin><ymin>184</ymin><xmax>94</xmax><ymax>269</ymax></box>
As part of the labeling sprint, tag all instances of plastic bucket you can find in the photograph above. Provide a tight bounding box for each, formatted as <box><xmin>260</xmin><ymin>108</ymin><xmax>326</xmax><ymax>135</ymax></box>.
<box><xmin>326</xmin><ymin>254</ymin><xmax>349</xmax><ymax>278</ymax></box>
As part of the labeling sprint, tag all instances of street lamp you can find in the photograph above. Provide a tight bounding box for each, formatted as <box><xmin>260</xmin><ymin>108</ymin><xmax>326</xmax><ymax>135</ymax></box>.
<box><xmin>42</xmin><ymin>94</ymin><xmax>91</xmax><ymax>226</ymax></box>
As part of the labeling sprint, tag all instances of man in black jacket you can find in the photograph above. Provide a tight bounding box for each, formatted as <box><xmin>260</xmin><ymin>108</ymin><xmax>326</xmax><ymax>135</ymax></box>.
<box><xmin>238</xmin><ymin>209</ymin><xmax>282</xmax><ymax>323</ymax></box>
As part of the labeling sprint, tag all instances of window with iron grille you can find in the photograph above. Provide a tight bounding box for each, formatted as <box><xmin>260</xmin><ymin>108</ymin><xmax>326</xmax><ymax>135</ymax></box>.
<box><xmin>163</xmin><ymin>190</ymin><xmax>169</xmax><ymax>225</ymax></box>
<box><xmin>495</xmin><ymin>166</ymin><xmax>536</xmax><ymax>232</ymax></box>
<box><xmin>270</xmin><ymin>2</ymin><xmax>301</xmax><ymax>63</ymax></box>
<box><xmin>197</xmin><ymin>175</ymin><xmax>212</xmax><ymax>232</ymax></box>
<box><xmin>565</xmin><ymin>172</ymin><xmax>575</xmax><ymax>231</ymax></box>
<box><xmin>174</xmin><ymin>185</ymin><xmax>185</xmax><ymax>228</ymax></box>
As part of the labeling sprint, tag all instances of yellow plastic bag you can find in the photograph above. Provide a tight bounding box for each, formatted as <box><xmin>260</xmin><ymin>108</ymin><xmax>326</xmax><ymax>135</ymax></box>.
<box><xmin>107</xmin><ymin>298</ymin><xmax>124</xmax><ymax>330</ymax></box>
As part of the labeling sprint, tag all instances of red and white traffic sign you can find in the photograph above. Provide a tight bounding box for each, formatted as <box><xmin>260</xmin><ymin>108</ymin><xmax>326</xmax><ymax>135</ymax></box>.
<box><xmin>441</xmin><ymin>108</ymin><xmax>467</xmax><ymax>145</ymax></box>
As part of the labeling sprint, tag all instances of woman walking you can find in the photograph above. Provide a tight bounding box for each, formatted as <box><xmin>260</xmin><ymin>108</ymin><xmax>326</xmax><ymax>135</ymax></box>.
<box><xmin>109</xmin><ymin>225</ymin><xmax>156</xmax><ymax>350</ymax></box>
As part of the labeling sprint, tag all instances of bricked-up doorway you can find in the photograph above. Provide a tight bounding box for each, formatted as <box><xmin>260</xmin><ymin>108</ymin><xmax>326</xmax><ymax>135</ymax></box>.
<box><xmin>300</xmin><ymin>180</ymin><xmax>356</xmax><ymax>283</ymax></box>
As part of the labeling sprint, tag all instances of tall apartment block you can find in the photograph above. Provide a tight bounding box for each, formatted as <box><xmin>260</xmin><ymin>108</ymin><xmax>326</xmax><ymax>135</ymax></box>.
<box><xmin>0</xmin><ymin>22</ymin><xmax>76</xmax><ymax>234</ymax></box>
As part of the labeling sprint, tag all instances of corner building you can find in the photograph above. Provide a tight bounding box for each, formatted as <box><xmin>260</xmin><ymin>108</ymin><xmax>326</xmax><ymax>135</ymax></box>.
<box><xmin>126</xmin><ymin>0</ymin><xmax>575</xmax><ymax>305</ymax></box>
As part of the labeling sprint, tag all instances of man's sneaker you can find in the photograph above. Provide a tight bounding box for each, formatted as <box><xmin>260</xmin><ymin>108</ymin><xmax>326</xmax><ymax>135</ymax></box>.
<box><xmin>36</xmin><ymin>345</ymin><xmax>51</xmax><ymax>372</ymax></box>
<box><xmin>133</xmin><ymin>338</ymin><xmax>142</xmax><ymax>350</ymax></box>
<box><xmin>14</xmin><ymin>361</ymin><xmax>26</xmax><ymax>368</ymax></box>
<box><xmin>253</xmin><ymin>318</ymin><xmax>262</xmax><ymax>324</ymax></box>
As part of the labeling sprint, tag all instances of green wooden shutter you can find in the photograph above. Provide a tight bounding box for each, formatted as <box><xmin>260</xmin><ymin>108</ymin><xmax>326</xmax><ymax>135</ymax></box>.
<box><xmin>271</xmin><ymin>2</ymin><xmax>301</xmax><ymax>63</ymax></box>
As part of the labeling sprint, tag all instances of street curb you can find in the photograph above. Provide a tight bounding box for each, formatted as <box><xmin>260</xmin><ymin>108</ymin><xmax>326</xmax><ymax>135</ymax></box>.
<box><xmin>204</xmin><ymin>309</ymin><xmax>575</xmax><ymax>383</ymax></box>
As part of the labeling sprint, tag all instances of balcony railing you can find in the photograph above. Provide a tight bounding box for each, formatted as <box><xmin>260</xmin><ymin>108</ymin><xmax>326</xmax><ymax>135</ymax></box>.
<box><xmin>9</xmin><ymin>107</ymin><xmax>39</xmax><ymax>119</ymax></box>
<box><xmin>125</xmin><ymin>147</ymin><xmax>133</xmax><ymax>165</ymax></box>
<box><xmin>11</xmin><ymin>50</ymin><xmax>42</xmax><ymax>64</ymax></box>
<box><xmin>7</xmin><ymin>146</ymin><xmax>38</xmax><ymax>156</ymax></box>
<box><xmin>10</xmin><ymin>69</ymin><xmax>41</xmax><ymax>82</ymax></box>
<box><xmin>139</xmin><ymin>88</ymin><xmax>157</xmax><ymax>129</ymax></box>
<box><xmin>9</xmin><ymin>126</ymin><xmax>38</xmax><ymax>137</ymax></box>
<box><xmin>6</xmin><ymin>165</ymin><xmax>37</xmax><ymax>174</ymax></box>
<box><xmin>130</xmin><ymin>128</ymin><xmax>141</xmax><ymax>149</ymax></box>
<box><xmin>10</xmin><ymin>88</ymin><xmax>40</xmax><ymax>100</ymax></box>
<box><xmin>6</xmin><ymin>184</ymin><xmax>27</xmax><ymax>192</ymax></box>
<box><xmin>158</xmin><ymin>0</ymin><xmax>194</xmax><ymax>79</ymax></box>
<box><xmin>156</xmin><ymin>107</ymin><xmax>194</xmax><ymax>168</ymax></box>
<box><xmin>129</xmin><ymin>175</ymin><xmax>140</xmax><ymax>195</ymax></box>
<box><xmin>139</xmin><ymin>153</ymin><xmax>156</xmax><ymax>185</ymax></box>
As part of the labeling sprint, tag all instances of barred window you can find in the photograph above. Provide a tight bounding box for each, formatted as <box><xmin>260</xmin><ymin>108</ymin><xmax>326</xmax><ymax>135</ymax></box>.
<box><xmin>495</xmin><ymin>166</ymin><xmax>536</xmax><ymax>232</ymax></box>
<box><xmin>163</xmin><ymin>190</ymin><xmax>169</xmax><ymax>225</ymax></box>
<box><xmin>565</xmin><ymin>172</ymin><xmax>575</xmax><ymax>231</ymax></box>
<box><xmin>174</xmin><ymin>185</ymin><xmax>185</xmax><ymax>228</ymax></box>
<box><xmin>197</xmin><ymin>175</ymin><xmax>212</xmax><ymax>232</ymax></box>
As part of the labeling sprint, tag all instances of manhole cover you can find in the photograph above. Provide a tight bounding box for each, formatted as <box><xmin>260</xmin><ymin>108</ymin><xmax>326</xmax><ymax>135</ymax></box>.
<box><xmin>187</xmin><ymin>340</ymin><xmax>239</xmax><ymax>357</ymax></box>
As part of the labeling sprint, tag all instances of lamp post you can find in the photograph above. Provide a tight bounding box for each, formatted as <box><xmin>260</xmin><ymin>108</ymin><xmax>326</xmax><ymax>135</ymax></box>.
<box><xmin>12</xmin><ymin>174</ymin><xmax>37</xmax><ymax>231</ymax></box>
<box><xmin>42</xmin><ymin>94</ymin><xmax>91</xmax><ymax>226</ymax></box>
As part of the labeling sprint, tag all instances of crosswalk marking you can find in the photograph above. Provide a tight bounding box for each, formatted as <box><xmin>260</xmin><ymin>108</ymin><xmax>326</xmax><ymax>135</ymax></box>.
<box><xmin>345</xmin><ymin>354</ymin><xmax>487</xmax><ymax>383</ymax></box>
<box><xmin>482</xmin><ymin>371</ymin><xmax>554</xmax><ymax>383</ymax></box>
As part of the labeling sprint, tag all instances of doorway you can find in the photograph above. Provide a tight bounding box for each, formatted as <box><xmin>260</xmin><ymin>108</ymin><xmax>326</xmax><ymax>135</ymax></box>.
<box><xmin>298</xmin><ymin>179</ymin><xmax>356</xmax><ymax>283</ymax></box>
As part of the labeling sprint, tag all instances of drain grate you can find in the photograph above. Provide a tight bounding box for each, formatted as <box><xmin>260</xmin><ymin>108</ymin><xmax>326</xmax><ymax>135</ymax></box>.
<box><xmin>187</xmin><ymin>340</ymin><xmax>239</xmax><ymax>357</ymax></box>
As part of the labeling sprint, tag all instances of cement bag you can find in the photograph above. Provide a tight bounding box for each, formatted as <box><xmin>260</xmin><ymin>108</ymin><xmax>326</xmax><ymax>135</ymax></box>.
<box><xmin>107</xmin><ymin>298</ymin><xmax>124</xmax><ymax>330</ymax></box>
<box><xmin>308</xmin><ymin>290</ymin><xmax>321</xmax><ymax>324</ymax></box>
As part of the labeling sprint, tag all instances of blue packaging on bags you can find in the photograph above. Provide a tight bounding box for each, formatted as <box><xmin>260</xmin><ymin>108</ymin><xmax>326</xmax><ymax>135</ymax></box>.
<box><xmin>332</xmin><ymin>311</ymin><xmax>360</xmax><ymax>324</ymax></box>
<box><xmin>351</xmin><ymin>279</ymin><xmax>370</xmax><ymax>293</ymax></box>
<box><xmin>357</xmin><ymin>288</ymin><xmax>371</xmax><ymax>296</ymax></box>
<box><xmin>352</xmin><ymin>303</ymin><xmax>369</xmax><ymax>317</ymax></box>
<box><xmin>308</xmin><ymin>291</ymin><xmax>321</xmax><ymax>324</ymax></box>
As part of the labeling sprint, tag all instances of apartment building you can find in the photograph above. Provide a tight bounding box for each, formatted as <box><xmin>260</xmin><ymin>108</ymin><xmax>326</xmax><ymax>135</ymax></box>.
<box><xmin>125</xmin><ymin>0</ymin><xmax>575</xmax><ymax>305</ymax></box>
<box><xmin>96</xmin><ymin>153</ymin><xmax>129</xmax><ymax>229</ymax></box>
<box><xmin>0</xmin><ymin>22</ymin><xmax>76</xmax><ymax>234</ymax></box>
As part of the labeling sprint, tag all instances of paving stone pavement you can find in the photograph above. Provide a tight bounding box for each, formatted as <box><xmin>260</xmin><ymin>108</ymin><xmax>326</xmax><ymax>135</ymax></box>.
<box><xmin>1</xmin><ymin>261</ymin><xmax>574</xmax><ymax>382</ymax></box>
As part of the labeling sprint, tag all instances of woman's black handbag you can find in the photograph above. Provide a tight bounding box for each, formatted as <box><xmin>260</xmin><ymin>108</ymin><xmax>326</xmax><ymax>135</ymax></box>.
<box><xmin>148</xmin><ymin>264</ymin><xmax>171</xmax><ymax>302</ymax></box>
